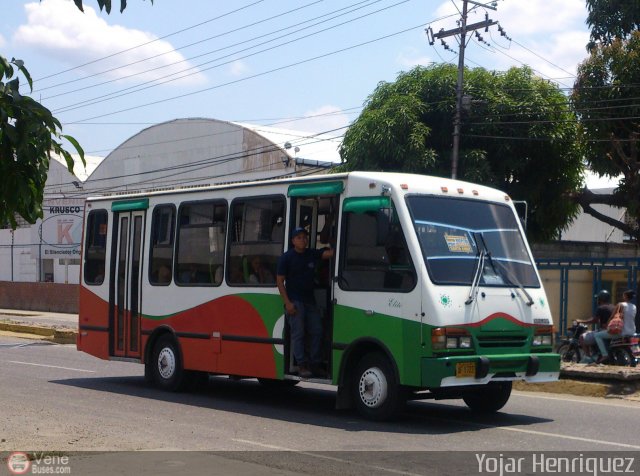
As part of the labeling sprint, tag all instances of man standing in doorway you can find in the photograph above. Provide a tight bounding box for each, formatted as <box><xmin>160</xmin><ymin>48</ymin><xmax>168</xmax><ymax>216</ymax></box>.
<box><xmin>277</xmin><ymin>227</ymin><xmax>333</xmax><ymax>378</ymax></box>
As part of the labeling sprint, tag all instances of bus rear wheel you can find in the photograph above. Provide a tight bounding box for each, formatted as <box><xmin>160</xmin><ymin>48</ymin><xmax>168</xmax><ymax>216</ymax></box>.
<box><xmin>150</xmin><ymin>334</ymin><xmax>187</xmax><ymax>392</ymax></box>
<box><xmin>352</xmin><ymin>352</ymin><xmax>403</xmax><ymax>421</ymax></box>
<box><xmin>463</xmin><ymin>381</ymin><xmax>512</xmax><ymax>413</ymax></box>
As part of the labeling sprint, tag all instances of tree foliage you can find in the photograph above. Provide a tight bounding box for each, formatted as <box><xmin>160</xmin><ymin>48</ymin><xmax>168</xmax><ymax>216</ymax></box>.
<box><xmin>586</xmin><ymin>0</ymin><xmax>640</xmax><ymax>49</ymax></box>
<box><xmin>0</xmin><ymin>56</ymin><xmax>84</xmax><ymax>228</ymax></box>
<box><xmin>572</xmin><ymin>31</ymin><xmax>640</xmax><ymax>239</ymax></box>
<box><xmin>339</xmin><ymin>64</ymin><xmax>583</xmax><ymax>241</ymax></box>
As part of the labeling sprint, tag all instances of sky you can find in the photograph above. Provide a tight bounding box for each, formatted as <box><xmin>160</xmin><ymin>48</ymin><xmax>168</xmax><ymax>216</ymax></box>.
<box><xmin>1</xmin><ymin>0</ymin><xmax>592</xmax><ymax>173</ymax></box>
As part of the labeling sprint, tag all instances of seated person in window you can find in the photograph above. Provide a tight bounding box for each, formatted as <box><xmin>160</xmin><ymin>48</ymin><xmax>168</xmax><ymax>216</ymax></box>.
<box><xmin>180</xmin><ymin>263</ymin><xmax>207</xmax><ymax>284</ymax></box>
<box><xmin>248</xmin><ymin>256</ymin><xmax>274</xmax><ymax>284</ymax></box>
<box><xmin>155</xmin><ymin>264</ymin><xmax>171</xmax><ymax>284</ymax></box>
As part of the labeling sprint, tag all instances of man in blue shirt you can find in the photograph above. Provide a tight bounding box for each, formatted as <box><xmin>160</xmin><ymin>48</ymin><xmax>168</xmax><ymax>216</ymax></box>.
<box><xmin>277</xmin><ymin>227</ymin><xmax>333</xmax><ymax>378</ymax></box>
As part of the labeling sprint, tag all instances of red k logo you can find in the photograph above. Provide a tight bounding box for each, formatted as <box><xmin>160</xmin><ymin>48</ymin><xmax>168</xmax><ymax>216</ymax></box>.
<box><xmin>57</xmin><ymin>220</ymin><xmax>73</xmax><ymax>244</ymax></box>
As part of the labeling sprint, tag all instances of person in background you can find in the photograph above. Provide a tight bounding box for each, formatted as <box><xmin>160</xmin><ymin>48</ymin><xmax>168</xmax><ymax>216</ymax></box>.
<box><xmin>620</xmin><ymin>289</ymin><xmax>637</xmax><ymax>337</ymax></box>
<box><xmin>577</xmin><ymin>290</ymin><xmax>614</xmax><ymax>362</ymax></box>
<box><xmin>276</xmin><ymin>227</ymin><xmax>333</xmax><ymax>379</ymax></box>
<box><xmin>248</xmin><ymin>256</ymin><xmax>274</xmax><ymax>284</ymax></box>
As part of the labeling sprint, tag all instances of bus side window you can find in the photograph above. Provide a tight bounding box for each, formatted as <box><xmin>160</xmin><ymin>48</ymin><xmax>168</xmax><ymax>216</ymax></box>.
<box><xmin>149</xmin><ymin>205</ymin><xmax>175</xmax><ymax>285</ymax></box>
<box><xmin>176</xmin><ymin>200</ymin><xmax>227</xmax><ymax>286</ymax></box>
<box><xmin>340</xmin><ymin>206</ymin><xmax>415</xmax><ymax>292</ymax></box>
<box><xmin>228</xmin><ymin>196</ymin><xmax>285</xmax><ymax>286</ymax></box>
<box><xmin>84</xmin><ymin>209</ymin><xmax>108</xmax><ymax>285</ymax></box>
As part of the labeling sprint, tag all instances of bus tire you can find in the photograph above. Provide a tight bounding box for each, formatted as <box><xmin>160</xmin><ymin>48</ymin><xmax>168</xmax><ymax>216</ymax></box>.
<box><xmin>463</xmin><ymin>381</ymin><xmax>512</xmax><ymax>413</ymax></box>
<box><xmin>150</xmin><ymin>334</ymin><xmax>187</xmax><ymax>392</ymax></box>
<box><xmin>352</xmin><ymin>352</ymin><xmax>403</xmax><ymax>421</ymax></box>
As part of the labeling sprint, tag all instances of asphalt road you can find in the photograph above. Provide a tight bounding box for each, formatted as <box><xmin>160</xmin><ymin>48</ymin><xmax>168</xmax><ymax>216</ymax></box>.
<box><xmin>1</xmin><ymin>334</ymin><xmax>639</xmax><ymax>475</ymax></box>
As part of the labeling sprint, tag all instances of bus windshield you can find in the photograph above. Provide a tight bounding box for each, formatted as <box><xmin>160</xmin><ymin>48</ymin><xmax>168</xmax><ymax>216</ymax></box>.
<box><xmin>406</xmin><ymin>195</ymin><xmax>540</xmax><ymax>288</ymax></box>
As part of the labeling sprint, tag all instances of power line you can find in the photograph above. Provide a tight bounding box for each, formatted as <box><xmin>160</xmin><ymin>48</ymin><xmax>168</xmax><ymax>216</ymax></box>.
<box><xmin>46</xmin><ymin>125</ymin><xmax>349</xmax><ymax>194</ymax></box>
<box><xmin>30</xmin><ymin>0</ymin><xmax>268</xmax><ymax>85</ymax></box>
<box><xmin>62</xmin><ymin>21</ymin><xmax>432</xmax><ymax>124</ymax></box>
<box><xmin>73</xmin><ymin>107</ymin><xmax>361</xmax><ymax>156</ymax></box>
<box><xmin>37</xmin><ymin>0</ymin><xmax>332</xmax><ymax>96</ymax></box>
<box><xmin>50</xmin><ymin>0</ymin><xmax>402</xmax><ymax>112</ymax></box>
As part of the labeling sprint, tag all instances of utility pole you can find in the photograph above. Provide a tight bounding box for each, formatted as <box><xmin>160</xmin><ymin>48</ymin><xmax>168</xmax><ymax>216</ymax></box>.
<box><xmin>427</xmin><ymin>0</ymin><xmax>497</xmax><ymax>179</ymax></box>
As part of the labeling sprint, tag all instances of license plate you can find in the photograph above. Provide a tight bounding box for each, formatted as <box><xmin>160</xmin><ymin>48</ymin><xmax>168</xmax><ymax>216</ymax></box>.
<box><xmin>456</xmin><ymin>362</ymin><xmax>476</xmax><ymax>378</ymax></box>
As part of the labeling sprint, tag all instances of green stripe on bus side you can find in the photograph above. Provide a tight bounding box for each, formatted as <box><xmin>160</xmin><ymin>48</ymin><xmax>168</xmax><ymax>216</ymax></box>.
<box><xmin>111</xmin><ymin>198</ymin><xmax>149</xmax><ymax>212</ymax></box>
<box><xmin>142</xmin><ymin>311</ymin><xmax>180</xmax><ymax>321</ymax></box>
<box><xmin>287</xmin><ymin>181</ymin><xmax>344</xmax><ymax>197</ymax></box>
<box><xmin>342</xmin><ymin>196</ymin><xmax>391</xmax><ymax>213</ymax></box>
<box><xmin>332</xmin><ymin>304</ymin><xmax>424</xmax><ymax>387</ymax></box>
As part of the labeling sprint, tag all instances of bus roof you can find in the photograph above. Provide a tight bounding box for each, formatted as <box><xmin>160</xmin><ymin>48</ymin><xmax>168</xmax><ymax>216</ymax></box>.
<box><xmin>84</xmin><ymin>171</ymin><xmax>511</xmax><ymax>205</ymax></box>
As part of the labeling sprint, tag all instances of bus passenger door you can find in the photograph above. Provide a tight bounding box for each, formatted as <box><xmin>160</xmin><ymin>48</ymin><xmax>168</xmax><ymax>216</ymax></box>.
<box><xmin>112</xmin><ymin>211</ymin><xmax>145</xmax><ymax>359</ymax></box>
<box><xmin>287</xmin><ymin>194</ymin><xmax>339</xmax><ymax>375</ymax></box>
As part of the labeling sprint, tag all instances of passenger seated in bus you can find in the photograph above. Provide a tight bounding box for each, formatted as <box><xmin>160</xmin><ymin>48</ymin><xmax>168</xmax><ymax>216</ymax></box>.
<box><xmin>155</xmin><ymin>265</ymin><xmax>171</xmax><ymax>284</ymax></box>
<box><xmin>180</xmin><ymin>264</ymin><xmax>208</xmax><ymax>284</ymax></box>
<box><xmin>212</xmin><ymin>266</ymin><xmax>223</xmax><ymax>285</ymax></box>
<box><xmin>248</xmin><ymin>256</ymin><xmax>274</xmax><ymax>284</ymax></box>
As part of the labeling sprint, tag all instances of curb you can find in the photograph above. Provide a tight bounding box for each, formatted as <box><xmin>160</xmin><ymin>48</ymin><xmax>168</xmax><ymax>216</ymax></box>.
<box><xmin>514</xmin><ymin>377</ymin><xmax>640</xmax><ymax>401</ymax></box>
<box><xmin>0</xmin><ymin>322</ymin><xmax>77</xmax><ymax>345</ymax></box>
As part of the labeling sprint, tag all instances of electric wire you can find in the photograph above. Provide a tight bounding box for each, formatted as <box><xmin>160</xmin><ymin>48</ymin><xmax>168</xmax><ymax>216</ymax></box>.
<box><xmin>51</xmin><ymin>0</ymin><xmax>412</xmax><ymax>114</ymax></box>
<box><xmin>29</xmin><ymin>0</ymin><xmax>268</xmax><ymax>85</ymax></box>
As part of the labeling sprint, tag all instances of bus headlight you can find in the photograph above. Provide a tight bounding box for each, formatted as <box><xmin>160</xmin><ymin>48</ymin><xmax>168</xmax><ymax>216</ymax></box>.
<box><xmin>432</xmin><ymin>328</ymin><xmax>473</xmax><ymax>350</ymax></box>
<box><xmin>533</xmin><ymin>326</ymin><xmax>554</xmax><ymax>347</ymax></box>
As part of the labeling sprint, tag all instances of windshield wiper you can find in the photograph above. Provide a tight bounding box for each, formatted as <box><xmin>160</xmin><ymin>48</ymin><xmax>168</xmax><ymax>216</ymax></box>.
<box><xmin>492</xmin><ymin>259</ymin><xmax>534</xmax><ymax>306</ymax></box>
<box><xmin>465</xmin><ymin>245</ymin><xmax>485</xmax><ymax>305</ymax></box>
<box><xmin>474</xmin><ymin>233</ymin><xmax>534</xmax><ymax>307</ymax></box>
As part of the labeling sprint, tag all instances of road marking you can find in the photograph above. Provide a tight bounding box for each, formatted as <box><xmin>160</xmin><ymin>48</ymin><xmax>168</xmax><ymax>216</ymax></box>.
<box><xmin>515</xmin><ymin>391</ymin><xmax>640</xmax><ymax>408</ymax></box>
<box><xmin>8</xmin><ymin>360</ymin><xmax>95</xmax><ymax>373</ymax></box>
<box><xmin>497</xmin><ymin>426</ymin><xmax>640</xmax><ymax>449</ymax></box>
<box><xmin>232</xmin><ymin>439</ymin><xmax>423</xmax><ymax>476</ymax></box>
<box><xmin>426</xmin><ymin>414</ymin><xmax>640</xmax><ymax>450</ymax></box>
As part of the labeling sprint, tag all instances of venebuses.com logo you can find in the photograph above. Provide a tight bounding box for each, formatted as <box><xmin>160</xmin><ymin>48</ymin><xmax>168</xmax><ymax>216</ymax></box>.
<box><xmin>6</xmin><ymin>452</ymin><xmax>30</xmax><ymax>475</ymax></box>
<box><xmin>6</xmin><ymin>451</ymin><xmax>71</xmax><ymax>474</ymax></box>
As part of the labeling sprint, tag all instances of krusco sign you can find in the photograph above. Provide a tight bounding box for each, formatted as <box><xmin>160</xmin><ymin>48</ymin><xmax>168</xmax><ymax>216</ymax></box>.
<box><xmin>30</xmin><ymin>199</ymin><xmax>84</xmax><ymax>259</ymax></box>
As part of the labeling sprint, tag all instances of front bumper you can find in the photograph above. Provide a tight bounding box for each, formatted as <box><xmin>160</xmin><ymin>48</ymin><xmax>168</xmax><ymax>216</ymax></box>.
<box><xmin>422</xmin><ymin>353</ymin><xmax>560</xmax><ymax>388</ymax></box>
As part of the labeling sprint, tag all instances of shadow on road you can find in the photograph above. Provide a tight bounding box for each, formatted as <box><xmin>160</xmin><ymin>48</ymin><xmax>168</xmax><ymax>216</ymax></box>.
<box><xmin>50</xmin><ymin>374</ymin><xmax>553</xmax><ymax>434</ymax></box>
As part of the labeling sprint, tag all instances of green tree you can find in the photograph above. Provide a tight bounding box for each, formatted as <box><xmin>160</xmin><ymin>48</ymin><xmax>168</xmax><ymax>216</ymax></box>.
<box><xmin>0</xmin><ymin>0</ymin><xmax>151</xmax><ymax>227</ymax></box>
<box><xmin>571</xmin><ymin>32</ymin><xmax>640</xmax><ymax>240</ymax></box>
<box><xmin>586</xmin><ymin>0</ymin><xmax>640</xmax><ymax>49</ymax></box>
<box><xmin>339</xmin><ymin>64</ymin><xmax>583</xmax><ymax>241</ymax></box>
<box><xmin>0</xmin><ymin>56</ymin><xmax>83</xmax><ymax>228</ymax></box>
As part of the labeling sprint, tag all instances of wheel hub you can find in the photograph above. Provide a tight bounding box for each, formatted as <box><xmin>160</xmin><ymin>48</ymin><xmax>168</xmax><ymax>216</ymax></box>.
<box><xmin>358</xmin><ymin>367</ymin><xmax>387</xmax><ymax>408</ymax></box>
<box><xmin>157</xmin><ymin>348</ymin><xmax>176</xmax><ymax>379</ymax></box>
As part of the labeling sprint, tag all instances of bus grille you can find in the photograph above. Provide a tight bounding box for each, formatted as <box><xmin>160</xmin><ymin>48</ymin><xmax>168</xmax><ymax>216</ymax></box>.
<box><xmin>477</xmin><ymin>335</ymin><xmax>528</xmax><ymax>348</ymax></box>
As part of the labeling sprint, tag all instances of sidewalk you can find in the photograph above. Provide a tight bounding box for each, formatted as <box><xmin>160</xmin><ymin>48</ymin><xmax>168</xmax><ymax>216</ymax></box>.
<box><xmin>1</xmin><ymin>308</ymin><xmax>639</xmax><ymax>401</ymax></box>
<box><xmin>0</xmin><ymin>308</ymin><xmax>77</xmax><ymax>344</ymax></box>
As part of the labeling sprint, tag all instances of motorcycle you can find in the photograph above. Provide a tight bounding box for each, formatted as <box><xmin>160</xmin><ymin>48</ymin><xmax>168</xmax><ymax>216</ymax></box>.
<box><xmin>606</xmin><ymin>334</ymin><xmax>640</xmax><ymax>366</ymax></box>
<box><xmin>556</xmin><ymin>320</ymin><xmax>589</xmax><ymax>363</ymax></box>
<box><xmin>579</xmin><ymin>330</ymin><xmax>640</xmax><ymax>367</ymax></box>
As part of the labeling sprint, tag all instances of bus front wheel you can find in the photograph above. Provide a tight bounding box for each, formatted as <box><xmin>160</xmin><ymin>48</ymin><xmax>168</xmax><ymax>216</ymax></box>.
<box><xmin>150</xmin><ymin>334</ymin><xmax>186</xmax><ymax>392</ymax></box>
<box><xmin>462</xmin><ymin>381</ymin><xmax>512</xmax><ymax>413</ymax></box>
<box><xmin>352</xmin><ymin>352</ymin><xmax>403</xmax><ymax>421</ymax></box>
